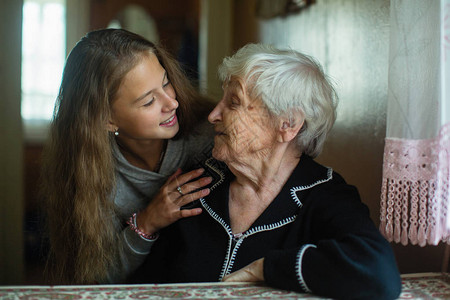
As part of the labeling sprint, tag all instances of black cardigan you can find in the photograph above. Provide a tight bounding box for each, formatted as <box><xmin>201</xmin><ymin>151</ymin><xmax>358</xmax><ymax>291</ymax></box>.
<box><xmin>134</xmin><ymin>155</ymin><xmax>401</xmax><ymax>299</ymax></box>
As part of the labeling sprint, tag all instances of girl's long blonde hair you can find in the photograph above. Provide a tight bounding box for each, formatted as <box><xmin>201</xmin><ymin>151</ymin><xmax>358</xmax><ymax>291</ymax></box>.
<box><xmin>41</xmin><ymin>29</ymin><xmax>212</xmax><ymax>284</ymax></box>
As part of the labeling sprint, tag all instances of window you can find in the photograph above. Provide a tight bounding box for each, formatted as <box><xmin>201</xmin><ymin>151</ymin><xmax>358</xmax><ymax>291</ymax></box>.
<box><xmin>21</xmin><ymin>0</ymin><xmax>66</xmax><ymax>142</ymax></box>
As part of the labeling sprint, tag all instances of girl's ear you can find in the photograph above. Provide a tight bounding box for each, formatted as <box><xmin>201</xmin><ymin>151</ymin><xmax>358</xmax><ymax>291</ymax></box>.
<box><xmin>276</xmin><ymin>115</ymin><xmax>304</xmax><ymax>143</ymax></box>
<box><xmin>106</xmin><ymin>120</ymin><xmax>117</xmax><ymax>134</ymax></box>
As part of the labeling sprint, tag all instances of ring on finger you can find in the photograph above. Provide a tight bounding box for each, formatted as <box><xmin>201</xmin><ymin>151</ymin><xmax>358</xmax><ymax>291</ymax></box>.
<box><xmin>176</xmin><ymin>186</ymin><xmax>184</xmax><ymax>195</ymax></box>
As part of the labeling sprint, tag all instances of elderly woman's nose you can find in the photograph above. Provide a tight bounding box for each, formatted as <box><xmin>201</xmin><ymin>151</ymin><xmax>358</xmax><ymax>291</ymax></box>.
<box><xmin>208</xmin><ymin>100</ymin><xmax>224</xmax><ymax>124</ymax></box>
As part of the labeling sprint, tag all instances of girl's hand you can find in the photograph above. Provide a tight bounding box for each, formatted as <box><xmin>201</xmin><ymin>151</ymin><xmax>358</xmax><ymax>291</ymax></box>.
<box><xmin>137</xmin><ymin>168</ymin><xmax>212</xmax><ymax>235</ymax></box>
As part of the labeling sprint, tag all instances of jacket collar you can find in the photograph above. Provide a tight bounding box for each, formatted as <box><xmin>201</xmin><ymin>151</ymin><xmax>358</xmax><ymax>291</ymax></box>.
<box><xmin>287</xmin><ymin>155</ymin><xmax>333</xmax><ymax>207</ymax></box>
<box><xmin>200</xmin><ymin>155</ymin><xmax>333</xmax><ymax>232</ymax></box>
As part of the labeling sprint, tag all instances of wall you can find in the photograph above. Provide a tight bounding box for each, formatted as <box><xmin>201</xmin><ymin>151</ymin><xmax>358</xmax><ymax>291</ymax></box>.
<box><xmin>233</xmin><ymin>0</ymin><xmax>447</xmax><ymax>273</ymax></box>
<box><xmin>199</xmin><ymin>0</ymin><xmax>233</xmax><ymax>99</ymax></box>
<box><xmin>89</xmin><ymin>0</ymin><xmax>200</xmax><ymax>58</ymax></box>
<box><xmin>0</xmin><ymin>0</ymin><xmax>24</xmax><ymax>284</ymax></box>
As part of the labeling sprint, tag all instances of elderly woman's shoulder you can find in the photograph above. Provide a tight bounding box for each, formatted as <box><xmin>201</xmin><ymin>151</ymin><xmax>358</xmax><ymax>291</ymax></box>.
<box><xmin>298</xmin><ymin>157</ymin><xmax>363</xmax><ymax>205</ymax></box>
<box><xmin>316</xmin><ymin>170</ymin><xmax>360</xmax><ymax>198</ymax></box>
<box><xmin>303</xmin><ymin>168</ymin><xmax>372</xmax><ymax>219</ymax></box>
<box><xmin>296</xmin><ymin>156</ymin><xmax>354</xmax><ymax>190</ymax></box>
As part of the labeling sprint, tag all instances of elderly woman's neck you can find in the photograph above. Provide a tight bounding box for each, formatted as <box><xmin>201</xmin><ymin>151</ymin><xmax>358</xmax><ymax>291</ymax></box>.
<box><xmin>228</xmin><ymin>144</ymin><xmax>301</xmax><ymax>234</ymax></box>
<box><xmin>230</xmin><ymin>144</ymin><xmax>301</xmax><ymax>193</ymax></box>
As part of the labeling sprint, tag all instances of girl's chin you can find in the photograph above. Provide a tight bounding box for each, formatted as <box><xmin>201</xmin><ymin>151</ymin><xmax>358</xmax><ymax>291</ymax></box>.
<box><xmin>165</xmin><ymin>124</ymin><xmax>180</xmax><ymax>138</ymax></box>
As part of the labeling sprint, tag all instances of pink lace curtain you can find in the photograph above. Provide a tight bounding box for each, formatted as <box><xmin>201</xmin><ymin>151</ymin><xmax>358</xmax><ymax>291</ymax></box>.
<box><xmin>379</xmin><ymin>0</ymin><xmax>450</xmax><ymax>246</ymax></box>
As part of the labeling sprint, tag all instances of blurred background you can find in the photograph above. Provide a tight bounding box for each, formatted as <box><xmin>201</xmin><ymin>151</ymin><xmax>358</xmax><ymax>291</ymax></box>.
<box><xmin>1</xmin><ymin>0</ymin><xmax>448</xmax><ymax>285</ymax></box>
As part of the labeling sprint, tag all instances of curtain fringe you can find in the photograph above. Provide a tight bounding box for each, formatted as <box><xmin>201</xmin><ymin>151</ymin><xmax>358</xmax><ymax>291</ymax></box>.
<box><xmin>380</xmin><ymin>127</ymin><xmax>450</xmax><ymax>246</ymax></box>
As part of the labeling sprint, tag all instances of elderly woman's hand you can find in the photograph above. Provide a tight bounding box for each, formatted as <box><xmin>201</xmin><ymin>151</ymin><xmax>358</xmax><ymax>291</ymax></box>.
<box><xmin>222</xmin><ymin>258</ymin><xmax>265</xmax><ymax>282</ymax></box>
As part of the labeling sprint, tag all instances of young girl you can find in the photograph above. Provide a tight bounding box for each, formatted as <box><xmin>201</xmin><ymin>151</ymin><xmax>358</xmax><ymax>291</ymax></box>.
<box><xmin>41</xmin><ymin>28</ymin><xmax>214</xmax><ymax>284</ymax></box>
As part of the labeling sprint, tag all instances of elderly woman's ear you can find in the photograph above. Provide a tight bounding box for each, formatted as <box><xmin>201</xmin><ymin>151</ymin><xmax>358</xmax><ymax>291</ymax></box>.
<box><xmin>276</xmin><ymin>116</ymin><xmax>304</xmax><ymax>143</ymax></box>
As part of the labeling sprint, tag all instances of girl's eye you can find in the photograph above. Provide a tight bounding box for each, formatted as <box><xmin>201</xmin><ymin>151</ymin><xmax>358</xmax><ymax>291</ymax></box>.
<box><xmin>143</xmin><ymin>97</ymin><xmax>155</xmax><ymax>107</ymax></box>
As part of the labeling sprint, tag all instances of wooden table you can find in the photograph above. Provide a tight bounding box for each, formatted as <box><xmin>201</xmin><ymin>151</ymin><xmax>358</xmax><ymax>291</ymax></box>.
<box><xmin>1</xmin><ymin>273</ymin><xmax>448</xmax><ymax>299</ymax></box>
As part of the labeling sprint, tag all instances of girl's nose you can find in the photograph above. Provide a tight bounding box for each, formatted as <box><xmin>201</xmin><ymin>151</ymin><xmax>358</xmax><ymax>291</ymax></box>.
<box><xmin>161</xmin><ymin>93</ymin><xmax>178</xmax><ymax>112</ymax></box>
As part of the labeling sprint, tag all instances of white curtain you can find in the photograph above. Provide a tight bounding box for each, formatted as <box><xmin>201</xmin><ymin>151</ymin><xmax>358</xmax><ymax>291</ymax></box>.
<box><xmin>379</xmin><ymin>0</ymin><xmax>450</xmax><ymax>246</ymax></box>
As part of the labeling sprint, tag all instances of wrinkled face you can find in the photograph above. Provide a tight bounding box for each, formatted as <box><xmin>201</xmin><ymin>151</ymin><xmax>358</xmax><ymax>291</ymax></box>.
<box><xmin>110</xmin><ymin>53</ymin><xmax>179</xmax><ymax>141</ymax></box>
<box><xmin>208</xmin><ymin>78</ymin><xmax>277</xmax><ymax>164</ymax></box>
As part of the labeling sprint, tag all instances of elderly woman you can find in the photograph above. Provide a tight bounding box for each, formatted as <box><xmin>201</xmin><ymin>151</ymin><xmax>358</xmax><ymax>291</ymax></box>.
<box><xmin>134</xmin><ymin>44</ymin><xmax>401</xmax><ymax>299</ymax></box>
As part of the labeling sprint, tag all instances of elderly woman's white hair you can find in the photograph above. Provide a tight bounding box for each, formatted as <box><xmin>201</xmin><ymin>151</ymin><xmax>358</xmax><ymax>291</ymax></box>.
<box><xmin>218</xmin><ymin>43</ymin><xmax>338</xmax><ymax>158</ymax></box>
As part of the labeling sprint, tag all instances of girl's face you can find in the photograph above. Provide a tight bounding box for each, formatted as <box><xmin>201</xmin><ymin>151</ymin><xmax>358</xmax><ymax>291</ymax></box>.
<box><xmin>109</xmin><ymin>53</ymin><xmax>179</xmax><ymax>141</ymax></box>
